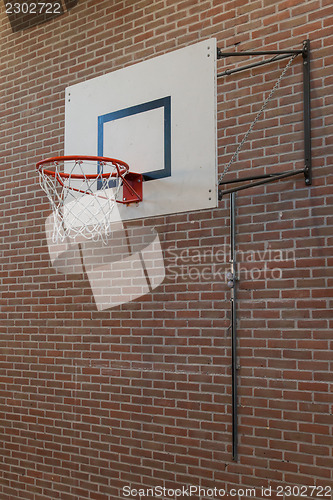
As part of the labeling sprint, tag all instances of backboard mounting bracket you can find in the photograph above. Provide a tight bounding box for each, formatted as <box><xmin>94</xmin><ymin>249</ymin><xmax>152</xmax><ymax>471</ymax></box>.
<box><xmin>217</xmin><ymin>39</ymin><xmax>312</xmax><ymax>198</ymax></box>
<box><xmin>119</xmin><ymin>172</ymin><xmax>143</xmax><ymax>205</ymax></box>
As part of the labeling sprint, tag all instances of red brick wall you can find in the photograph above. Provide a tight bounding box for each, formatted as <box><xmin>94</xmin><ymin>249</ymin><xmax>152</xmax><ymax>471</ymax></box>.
<box><xmin>0</xmin><ymin>0</ymin><xmax>332</xmax><ymax>499</ymax></box>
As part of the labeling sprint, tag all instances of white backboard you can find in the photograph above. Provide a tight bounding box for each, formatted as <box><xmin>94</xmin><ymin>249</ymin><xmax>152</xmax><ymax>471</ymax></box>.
<box><xmin>65</xmin><ymin>38</ymin><xmax>217</xmax><ymax>222</ymax></box>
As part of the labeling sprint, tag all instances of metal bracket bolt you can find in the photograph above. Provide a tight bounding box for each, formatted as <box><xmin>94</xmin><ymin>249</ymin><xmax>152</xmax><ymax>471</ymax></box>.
<box><xmin>226</xmin><ymin>271</ymin><xmax>237</xmax><ymax>288</ymax></box>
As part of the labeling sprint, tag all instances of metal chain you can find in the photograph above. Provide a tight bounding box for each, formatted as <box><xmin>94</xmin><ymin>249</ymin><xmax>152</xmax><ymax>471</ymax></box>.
<box><xmin>219</xmin><ymin>53</ymin><xmax>298</xmax><ymax>184</ymax></box>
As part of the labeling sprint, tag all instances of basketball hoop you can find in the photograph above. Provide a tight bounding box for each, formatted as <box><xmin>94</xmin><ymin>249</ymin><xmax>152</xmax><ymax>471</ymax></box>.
<box><xmin>36</xmin><ymin>155</ymin><xmax>142</xmax><ymax>244</ymax></box>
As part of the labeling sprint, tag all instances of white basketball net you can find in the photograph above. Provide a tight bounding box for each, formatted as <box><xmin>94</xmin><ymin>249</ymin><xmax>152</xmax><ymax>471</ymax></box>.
<box><xmin>38</xmin><ymin>158</ymin><xmax>125</xmax><ymax>244</ymax></box>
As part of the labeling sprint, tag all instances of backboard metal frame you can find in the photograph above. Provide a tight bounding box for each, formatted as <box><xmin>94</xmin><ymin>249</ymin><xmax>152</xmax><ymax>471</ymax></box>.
<box><xmin>98</xmin><ymin>97</ymin><xmax>171</xmax><ymax>181</ymax></box>
<box><xmin>217</xmin><ymin>39</ymin><xmax>312</xmax><ymax>200</ymax></box>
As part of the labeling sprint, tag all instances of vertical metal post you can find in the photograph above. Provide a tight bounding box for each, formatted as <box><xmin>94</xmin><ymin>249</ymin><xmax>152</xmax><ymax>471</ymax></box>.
<box><xmin>230</xmin><ymin>192</ymin><xmax>238</xmax><ymax>461</ymax></box>
<box><xmin>302</xmin><ymin>39</ymin><xmax>312</xmax><ymax>185</ymax></box>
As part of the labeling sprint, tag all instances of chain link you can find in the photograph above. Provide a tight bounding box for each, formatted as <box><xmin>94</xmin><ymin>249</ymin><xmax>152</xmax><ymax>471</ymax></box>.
<box><xmin>218</xmin><ymin>53</ymin><xmax>298</xmax><ymax>184</ymax></box>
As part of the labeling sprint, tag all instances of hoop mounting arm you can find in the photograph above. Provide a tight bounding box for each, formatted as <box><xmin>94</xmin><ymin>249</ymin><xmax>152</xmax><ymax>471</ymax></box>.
<box><xmin>217</xmin><ymin>40</ymin><xmax>312</xmax><ymax>191</ymax></box>
<box><xmin>118</xmin><ymin>172</ymin><xmax>143</xmax><ymax>204</ymax></box>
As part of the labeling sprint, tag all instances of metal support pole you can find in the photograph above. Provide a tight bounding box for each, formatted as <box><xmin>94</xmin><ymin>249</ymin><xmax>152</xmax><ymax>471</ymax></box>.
<box><xmin>229</xmin><ymin>192</ymin><xmax>238</xmax><ymax>461</ymax></box>
<box><xmin>302</xmin><ymin>39</ymin><xmax>312</xmax><ymax>185</ymax></box>
<box><xmin>217</xmin><ymin>53</ymin><xmax>292</xmax><ymax>77</ymax></box>
<box><xmin>217</xmin><ymin>48</ymin><xmax>303</xmax><ymax>58</ymax></box>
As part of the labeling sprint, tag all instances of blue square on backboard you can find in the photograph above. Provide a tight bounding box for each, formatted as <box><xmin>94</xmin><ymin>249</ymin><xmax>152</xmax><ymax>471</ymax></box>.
<box><xmin>97</xmin><ymin>96</ymin><xmax>171</xmax><ymax>181</ymax></box>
